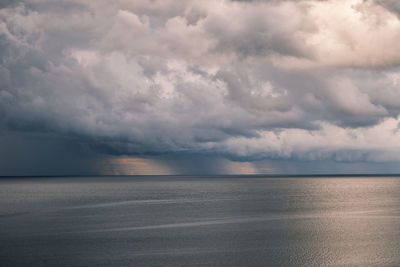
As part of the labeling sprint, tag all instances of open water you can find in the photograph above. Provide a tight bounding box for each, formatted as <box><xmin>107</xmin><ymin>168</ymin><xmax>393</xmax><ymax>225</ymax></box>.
<box><xmin>1</xmin><ymin>176</ymin><xmax>400</xmax><ymax>266</ymax></box>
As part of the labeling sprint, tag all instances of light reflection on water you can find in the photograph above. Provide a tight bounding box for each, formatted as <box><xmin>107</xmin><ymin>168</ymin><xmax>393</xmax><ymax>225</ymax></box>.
<box><xmin>1</xmin><ymin>177</ymin><xmax>400</xmax><ymax>266</ymax></box>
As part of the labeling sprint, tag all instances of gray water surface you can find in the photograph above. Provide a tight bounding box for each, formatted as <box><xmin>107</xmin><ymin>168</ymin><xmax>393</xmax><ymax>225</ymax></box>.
<box><xmin>1</xmin><ymin>176</ymin><xmax>400</xmax><ymax>266</ymax></box>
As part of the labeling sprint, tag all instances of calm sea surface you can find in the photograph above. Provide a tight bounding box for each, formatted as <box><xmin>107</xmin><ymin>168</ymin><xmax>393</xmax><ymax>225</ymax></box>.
<box><xmin>1</xmin><ymin>176</ymin><xmax>400</xmax><ymax>266</ymax></box>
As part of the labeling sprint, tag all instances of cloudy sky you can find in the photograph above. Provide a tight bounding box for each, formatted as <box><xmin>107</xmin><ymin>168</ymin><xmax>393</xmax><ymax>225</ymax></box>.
<box><xmin>1</xmin><ymin>0</ymin><xmax>400</xmax><ymax>175</ymax></box>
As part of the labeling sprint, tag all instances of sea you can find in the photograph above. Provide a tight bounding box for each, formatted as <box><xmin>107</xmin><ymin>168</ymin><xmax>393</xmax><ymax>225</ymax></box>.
<box><xmin>1</xmin><ymin>176</ymin><xmax>400</xmax><ymax>266</ymax></box>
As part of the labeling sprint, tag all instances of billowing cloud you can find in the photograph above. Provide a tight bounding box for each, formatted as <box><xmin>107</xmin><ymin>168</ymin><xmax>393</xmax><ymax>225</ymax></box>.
<box><xmin>1</xmin><ymin>0</ymin><xmax>400</xmax><ymax>174</ymax></box>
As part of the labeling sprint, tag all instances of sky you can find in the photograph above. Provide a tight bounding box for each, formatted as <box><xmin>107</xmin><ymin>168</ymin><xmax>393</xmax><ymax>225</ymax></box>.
<box><xmin>1</xmin><ymin>0</ymin><xmax>400</xmax><ymax>175</ymax></box>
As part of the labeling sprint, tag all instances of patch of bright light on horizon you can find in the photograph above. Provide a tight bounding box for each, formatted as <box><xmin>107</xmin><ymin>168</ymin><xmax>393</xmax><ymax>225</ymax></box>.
<box><xmin>96</xmin><ymin>157</ymin><xmax>174</xmax><ymax>175</ymax></box>
<box><xmin>95</xmin><ymin>156</ymin><xmax>276</xmax><ymax>175</ymax></box>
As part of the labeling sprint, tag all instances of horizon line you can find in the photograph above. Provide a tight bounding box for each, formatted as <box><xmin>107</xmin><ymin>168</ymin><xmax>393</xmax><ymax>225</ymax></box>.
<box><xmin>2</xmin><ymin>173</ymin><xmax>400</xmax><ymax>178</ymax></box>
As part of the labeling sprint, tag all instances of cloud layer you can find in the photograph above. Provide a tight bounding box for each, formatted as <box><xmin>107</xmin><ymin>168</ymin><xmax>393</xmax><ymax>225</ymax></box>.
<box><xmin>1</xmin><ymin>0</ymin><xmax>400</xmax><ymax>166</ymax></box>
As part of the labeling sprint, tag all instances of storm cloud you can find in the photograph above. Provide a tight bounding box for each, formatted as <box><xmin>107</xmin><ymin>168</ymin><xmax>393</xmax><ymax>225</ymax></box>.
<box><xmin>1</xmin><ymin>0</ymin><xmax>400</xmax><ymax>174</ymax></box>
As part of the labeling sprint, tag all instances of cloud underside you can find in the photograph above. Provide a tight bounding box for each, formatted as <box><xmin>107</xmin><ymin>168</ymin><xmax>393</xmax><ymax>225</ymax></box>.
<box><xmin>1</xmin><ymin>0</ymin><xmax>400</xmax><ymax>164</ymax></box>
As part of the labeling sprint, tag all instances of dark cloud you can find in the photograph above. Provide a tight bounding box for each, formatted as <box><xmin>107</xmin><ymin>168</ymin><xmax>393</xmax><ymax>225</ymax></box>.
<box><xmin>376</xmin><ymin>0</ymin><xmax>400</xmax><ymax>16</ymax></box>
<box><xmin>0</xmin><ymin>0</ymin><xmax>20</xmax><ymax>8</ymax></box>
<box><xmin>0</xmin><ymin>131</ymin><xmax>101</xmax><ymax>176</ymax></box>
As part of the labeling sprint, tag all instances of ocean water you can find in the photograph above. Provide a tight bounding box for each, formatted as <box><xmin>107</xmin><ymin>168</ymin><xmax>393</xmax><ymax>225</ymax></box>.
<box><xmin>1</xmin><ymin>176</ymin><xmax>400</xmax><ymax>266</ymax></box>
